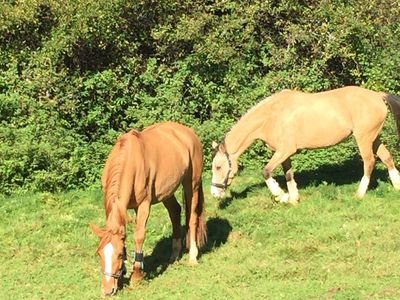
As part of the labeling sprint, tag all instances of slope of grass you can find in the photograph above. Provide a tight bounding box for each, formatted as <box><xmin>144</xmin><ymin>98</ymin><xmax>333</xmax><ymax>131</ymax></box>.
<box><xmin>1</xmin><ymin>165</ymin><xmax>400</xmax><ymax>299</ymax></box>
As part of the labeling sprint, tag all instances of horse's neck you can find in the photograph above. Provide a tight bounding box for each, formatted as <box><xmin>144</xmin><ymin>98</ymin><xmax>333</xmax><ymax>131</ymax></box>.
<box><xmin>225</xmin><ymin>99</ymin><xmax>268</xmax><ymax>158</ymax></box>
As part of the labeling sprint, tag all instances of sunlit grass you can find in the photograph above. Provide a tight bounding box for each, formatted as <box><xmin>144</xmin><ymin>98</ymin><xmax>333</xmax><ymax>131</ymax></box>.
<box><xmin>1</xmin><ymin>167</ymin><xmax>400</xmax><ymax>299</ymax></box>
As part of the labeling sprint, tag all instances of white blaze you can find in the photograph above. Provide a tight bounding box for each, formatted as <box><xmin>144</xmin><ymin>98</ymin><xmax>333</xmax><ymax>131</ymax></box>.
<box><xmin>103</xmin><ymin>243</ymin><xmax>114</xmax><ymax>282</ymax></box>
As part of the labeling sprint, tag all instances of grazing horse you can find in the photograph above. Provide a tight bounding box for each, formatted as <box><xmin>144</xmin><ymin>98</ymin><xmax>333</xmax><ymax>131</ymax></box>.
<box><xmin>211</xmin><ymin>86</ymin><xmax>400</xmax><ymax>204</ymax></box>
<box><xmin>90</xmin><ymin>122</ymin><xmax>207</xmax><ymax>296</ymax></box>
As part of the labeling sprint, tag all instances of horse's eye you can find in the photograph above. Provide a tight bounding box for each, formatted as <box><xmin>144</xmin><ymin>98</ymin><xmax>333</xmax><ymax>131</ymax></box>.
<box><xmin>215</xmin><ymin>166</ymin><xmax>221</xmax><ymax>171</ymax></box>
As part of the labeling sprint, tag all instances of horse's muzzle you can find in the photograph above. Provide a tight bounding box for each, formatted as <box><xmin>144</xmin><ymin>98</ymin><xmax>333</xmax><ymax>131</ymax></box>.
<box><xmin>211</xmin><ymin>184</ymin><xmax>225</xmax><ymax>198</ymax></box>
<box><xmin>102</xmin><ymin>286</ymin><xmax>117</xmax><ymax>297</ymax></box>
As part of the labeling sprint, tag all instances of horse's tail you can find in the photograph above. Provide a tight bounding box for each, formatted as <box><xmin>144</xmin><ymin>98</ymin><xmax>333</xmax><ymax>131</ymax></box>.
<box><xmin>196</xmin><ymin>180</ymin><xmax>207</xmax><ymax>248</ymax></box>
<box><xmin>384</xmin><ymin>93</ymin><xmax>400</xmax><ymax>137</ymax></box>
<box><xmin>185</xmin><ymin>180</ymin><xmax>207</xmax><ymax>249</ymax></box>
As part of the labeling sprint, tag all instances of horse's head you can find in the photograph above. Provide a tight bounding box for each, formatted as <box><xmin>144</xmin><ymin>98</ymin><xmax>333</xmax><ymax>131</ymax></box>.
<box><xmin>211</xmin><ymin>141</ymin><xmax>238</xmax><ymax>198</ymax></box>
<box><xmin>89</xmin><ymin>224</ymin><xmax>126</xmax><ymax>296</ymax></box>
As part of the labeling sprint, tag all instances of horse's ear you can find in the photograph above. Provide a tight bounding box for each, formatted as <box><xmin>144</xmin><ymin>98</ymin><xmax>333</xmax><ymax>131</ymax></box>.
<box><xmin>212</xmin><ymin>141</ymin><xmax>219</xmax><ymax>150</ymax></box>
<box><xmin>89</xmin><ymin>223</ymin><xmax>106</xmax><ymax>238</ymax></box>
<box><xmin>218</xmin><ymin>143</ymin><xmax>226</xmax><ymax>152</ymax></box>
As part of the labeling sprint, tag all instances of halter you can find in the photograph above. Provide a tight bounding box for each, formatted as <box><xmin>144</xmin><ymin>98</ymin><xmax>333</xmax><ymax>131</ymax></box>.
<box><xmin>102</xmin><ymin>246</ymin><xmax>127</xmax><ymax>279</ymax></box>
<box><xmin>211</xmin><ymin>150</ymin><xmax>232</xmax><ymax>190</ymax></box>
<box><xmin>103</xmin><ymin>266</ymin><xmax>126</xmax><ymax>279</ymax></box>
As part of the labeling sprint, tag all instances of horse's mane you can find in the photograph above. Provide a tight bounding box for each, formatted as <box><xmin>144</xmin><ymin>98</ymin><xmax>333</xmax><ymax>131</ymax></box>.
<box><xmin>225</xmin><ymin>95</ymin><xmax>274</xmax><ymax>140</ymax></box>
<box><xmin>103</xmin><ymin>134</ymin><xmax>133</xmax><ymax>233</ymax></box>
<box><xmin>106</xmin><ymin>201</ymin><xmax>127</xmax><ymax>234</ymax></box>
<box><xmin>243</xmin><ymin>95</ymin><xmax>274</xmax><ymax>118</ymax></box>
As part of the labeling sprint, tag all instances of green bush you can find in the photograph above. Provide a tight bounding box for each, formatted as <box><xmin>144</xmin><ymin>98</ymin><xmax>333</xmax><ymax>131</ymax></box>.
<box><xmin>0</xmin><ymin>0</ymin><xmax>399</xmax><ymax>193</ymax></box>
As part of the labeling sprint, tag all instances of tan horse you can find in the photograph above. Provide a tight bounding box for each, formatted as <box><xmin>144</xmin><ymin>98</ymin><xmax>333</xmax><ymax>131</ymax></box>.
<box><xmin>90</xmin><ymin>122</ymin><xmax>207</xmax><ymax>296</ymax></box>
<box><xmin>211</xmin><ymin>86</ymin><xmax>400</xmax><ymax>204</ymax></box>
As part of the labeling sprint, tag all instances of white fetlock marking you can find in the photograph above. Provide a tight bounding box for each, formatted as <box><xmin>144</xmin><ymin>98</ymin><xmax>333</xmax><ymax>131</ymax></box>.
<box><xmin>289</xmin><ymin>192</ymin><xmax>299</xmax><ymax>204</ymax></box>
<box><xmin>265</xmin><ymin>178</ymin><xmax>284</xmax><ymax>197</ymax></box>
<box><xmin>356</xmin><ymin>176</ymin><xmax>370</xmax><ymax>198</ymax></box>
<box><xmin>188</xmin><ymin>236</ymin><xmax>198</xmax><ymax>264</ymax></box>
<box><xmin>389</xmin><ymin>169</ymin><xmax>400</xmax><ymax>189</ymax></box>
<box><xmin>278</xmin><ymin>193</ymin><xmax>289</xmax><ymax>203</ymax></box>
<box><xmin>287</xmin><ymin>180</ymin><xmax>299</xmax><ymax>203</ymax></box>
<box><xmin>103</xmin><ymin>243</ymin><xmax>114</xmax><ymax>282</ymax></box>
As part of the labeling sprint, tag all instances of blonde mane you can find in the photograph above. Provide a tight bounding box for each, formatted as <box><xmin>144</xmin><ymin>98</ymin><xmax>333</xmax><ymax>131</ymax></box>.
<box><xmin>226</xmin><ymin>95</ymin><xmax>273</xmax><ymax>138</ymax></box>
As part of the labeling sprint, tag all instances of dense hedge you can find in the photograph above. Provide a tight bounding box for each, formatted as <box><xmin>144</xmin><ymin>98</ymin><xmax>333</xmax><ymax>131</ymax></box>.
<box><xmin>1</xmin><ymin>0</ymin><xmax>400</xmax><ymax>193</ymax></box>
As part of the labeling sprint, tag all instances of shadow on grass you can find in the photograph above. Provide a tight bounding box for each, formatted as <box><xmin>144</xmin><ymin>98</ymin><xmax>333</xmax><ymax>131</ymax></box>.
<box><xmin>291</xmin><ymin>157</ymin><xmax>388</xmax><ymax>189</ymax></box>
<box><xmin>120</xmin><ymin>216</ymin><xmax>232</xmax><ymax>288</ymax></box>
<box><xmin>218</xmin><ymin>157</ymin><xmax>390</xmax><ymax>209</ymax></box>
<box><xmin>218</xmin><ymin>183</ymin><xmax>266</xmax><ymax>209</ymax></box>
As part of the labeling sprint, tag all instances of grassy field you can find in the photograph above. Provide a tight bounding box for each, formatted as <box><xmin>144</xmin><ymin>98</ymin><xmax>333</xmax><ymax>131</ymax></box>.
<box><xmin>1</xmin><ymin>164</ymin><xmax>400</xmax><ymax>300</ymax></box>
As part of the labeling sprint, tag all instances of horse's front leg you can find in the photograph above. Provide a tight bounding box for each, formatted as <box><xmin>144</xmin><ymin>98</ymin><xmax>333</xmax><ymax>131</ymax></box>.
<box><xmin>131</xmin><ymin>201</ymin><xmax>150</xmax><ymax>282</ymax></box>
<box><xmin>263</xmin><ymin>150</ymin><xmax>294</xmax><ymax>203</ymax></box>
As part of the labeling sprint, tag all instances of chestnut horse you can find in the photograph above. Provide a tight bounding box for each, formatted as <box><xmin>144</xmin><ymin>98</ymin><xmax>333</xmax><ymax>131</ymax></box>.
<box><xmin>90</xmin><ymin>122</ymin><xmax>207</xmax><ymax>296</ymax></box>
<box><xmin>211</xmin><ymin>86</ymin><xmax>400</xmax><ymax>204</ymax></box>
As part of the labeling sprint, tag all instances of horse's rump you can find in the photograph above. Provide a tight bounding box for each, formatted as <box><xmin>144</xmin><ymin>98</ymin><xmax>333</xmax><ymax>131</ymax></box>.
<box><xmin>384</xmin><ymin>93</ymin><xmax>400</xmax><ymax>136</ymax></box>
<box><xmin>140</xmin><ymin>122</ymin><xmax>204</xmax><ymax>200</ymax></box>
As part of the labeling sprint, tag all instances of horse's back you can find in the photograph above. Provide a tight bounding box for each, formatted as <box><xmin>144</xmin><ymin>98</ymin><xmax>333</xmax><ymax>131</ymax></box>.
<box><xmin>276</xmin><ymin>86</ymin><xmax>383</xmax><ymax>105</ymax></box>
<box><xmin>141</xmin><ymin>122</ymin><xmax>203</xmax><ymax>198</ymax></box>
<box><xmin>310</xmin><ymin>86</ymin><xmax>387</xmax><ymax>129</ymax></box>
<box><xmin>265</xmin><ymin>86</ymin><xmax>388</xmax><ymax>149</ymax></box>
<box><xmin>142</xmin><ymin>122</ymin><xmax>202</xmax><ymax>159</ymax></box>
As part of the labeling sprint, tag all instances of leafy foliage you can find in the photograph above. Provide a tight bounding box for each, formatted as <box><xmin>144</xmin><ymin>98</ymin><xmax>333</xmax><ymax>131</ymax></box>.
<box><xmin>1</xmin><ymin>0</ymin><xmax>400</xmax><ymax>193</ymax></box>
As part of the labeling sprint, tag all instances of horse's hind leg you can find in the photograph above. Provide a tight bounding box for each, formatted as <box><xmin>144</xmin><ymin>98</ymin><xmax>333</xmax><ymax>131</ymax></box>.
<box><xmin>263</xmin><ymin>150</ymin><xmax>295</xmax><ymax>203</ymax></box>
<box><xmin>373</xmin><ymin>139</ymin><xmax>400</xmax><ymax>190</ymax></box>
<box><xmin>162</xmin><ymin>195</ymin><xmax>182</xmax><ymax>262</ymax></box>
<box><xmin>282</xmin><ymin>158</ymin><xmax>299</xmax><ymax>204</ymax></box>
<box><xmin>131</xmin><ymin>201</ymin><xmax>151</xmax><ymax>282</ymax></box>
<box><xmin>183</xmin><ymin>181</ymin><xmax>199</xmax><ymax>265</ymax></box>
<box><xmin>355</xmin><ymin>137</ymin><xmax>376</xmax><ymax>198</ymax></box>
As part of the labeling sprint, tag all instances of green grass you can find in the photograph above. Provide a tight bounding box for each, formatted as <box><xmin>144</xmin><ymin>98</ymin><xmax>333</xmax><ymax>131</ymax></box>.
<box><xmin>1</xmin><ymin>166</ymin><xmax>400</xmax><ymax>299</ymax></box>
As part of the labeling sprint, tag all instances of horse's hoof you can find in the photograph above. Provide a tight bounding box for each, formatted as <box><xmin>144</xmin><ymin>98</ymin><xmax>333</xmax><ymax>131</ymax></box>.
<box><xmin>275</xmin><ymin>193</ymin><xmax>289</xmax><ymax>203</ymax></box>
<box><xmin>188</xmin><ymin>259</ymin><xmax>198</xmax><ymax>266</ymax></box>
<box><xmin>355</xmin><ymin>192</ymin><xmax>364</xmax><ymax>199</ymax></box>
<box><xmin>130</xmin><ymin>275</ymin><xmax>143</xmax><ymax>284</ymax></box>
<box><xmin>169</xmin><ymin>256</ymin><xmax>180</xmax><ymax>264</ymax></box>
<box><xmin>130</xmin><ymin>269</ymin><xmax>144</xmax><ymax>284</ymax></box>
<box><xmin>288</xmin><ymin>193</ymin><xmax>300</xmax><ymax>205</ymax></box>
